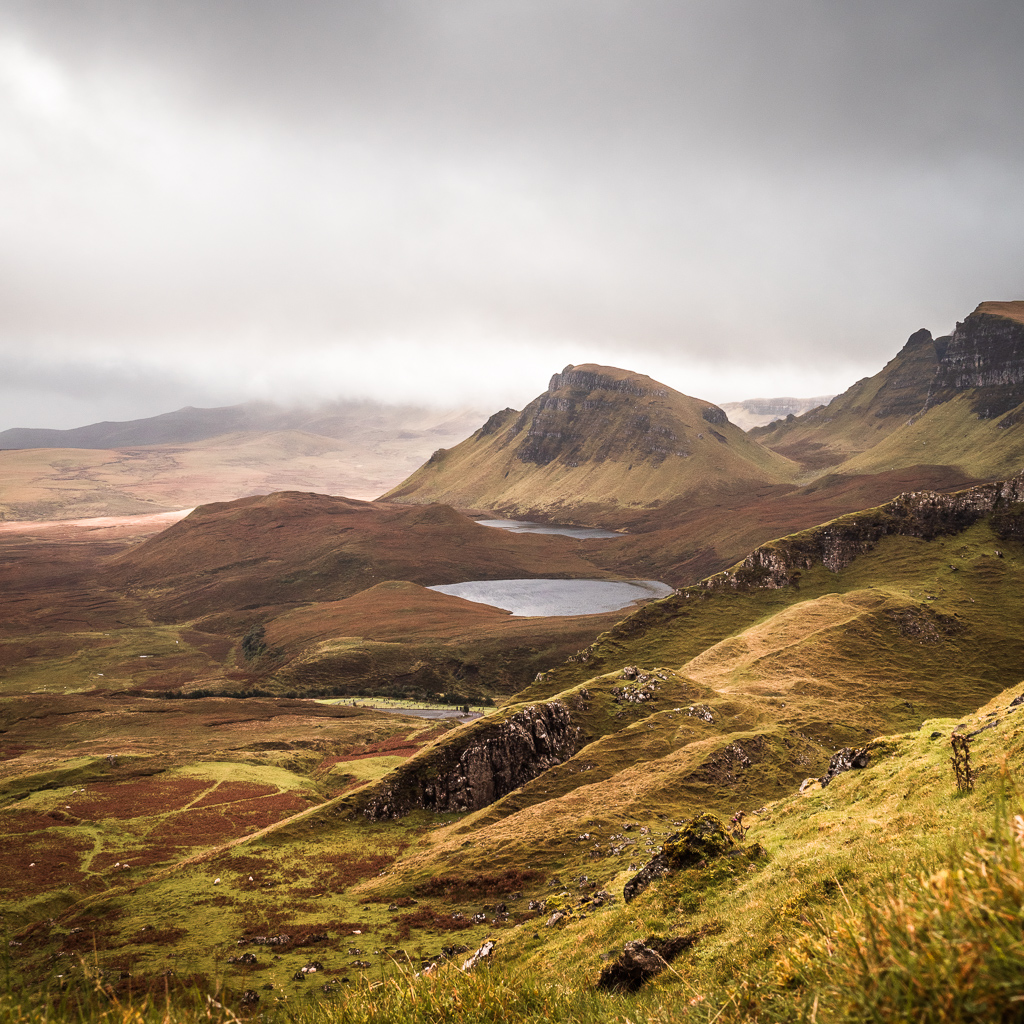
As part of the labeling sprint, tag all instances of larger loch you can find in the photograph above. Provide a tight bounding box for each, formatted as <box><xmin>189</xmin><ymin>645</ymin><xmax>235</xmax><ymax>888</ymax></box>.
<box><xmin>428</xmin><ymin>578</ymin><xmax>673</xmax><ymax>617</ymax></box>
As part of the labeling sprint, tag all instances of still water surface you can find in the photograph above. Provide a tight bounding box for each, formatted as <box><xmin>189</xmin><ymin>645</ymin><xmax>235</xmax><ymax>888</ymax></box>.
<box><xmin>475</xmin><ymin>518</ymin><xmax>623</xmax><ymax>539</ymax></box>
<box><xmin>428</xmin><ymin>578</ymin><xmax>674</xmax><ymax>617</ymax></box>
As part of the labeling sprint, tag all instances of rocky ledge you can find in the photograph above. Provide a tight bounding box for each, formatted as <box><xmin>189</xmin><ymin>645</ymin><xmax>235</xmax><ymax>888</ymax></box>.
<box><xmin>706</xmin><ymin>471</ymin><xmax>1024</xmax><ymax>591</ymax></box>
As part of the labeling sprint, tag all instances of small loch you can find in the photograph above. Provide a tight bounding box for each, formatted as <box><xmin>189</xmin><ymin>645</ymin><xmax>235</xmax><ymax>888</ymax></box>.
<box><xmin>475</xmin><ymin>518</ymin><xmax>623</xmax><ymax>540</ymax></box>
<box><xmin>427</xmin><ymin>578</ymin><xmax>674</xmax><ymax>617</ymax></box>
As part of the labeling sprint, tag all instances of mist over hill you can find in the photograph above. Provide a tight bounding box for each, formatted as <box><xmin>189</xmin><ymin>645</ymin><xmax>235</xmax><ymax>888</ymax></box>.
<box><xmin>0</xmin><ymin>399</ymin><xmax>483</xmax><ymax>451</ymax></box>
<box><xmin>718</xmin><ymin>394</ymin><xmax>834</xmax><ymax>431</ymax></box>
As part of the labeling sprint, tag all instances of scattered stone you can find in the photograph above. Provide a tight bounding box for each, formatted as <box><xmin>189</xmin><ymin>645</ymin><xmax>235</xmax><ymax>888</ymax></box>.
<box><xmin>685</xmin><ymin>704</ymin><xmax>715</xmax><ymax>723</ymax></box>
<box><xmin>546</xmin><ymin>911</ymin><xmax>565</xmax><ymax>927</ymax></box>
<box><xmin>240</xmin><ymin>935</ymin><xmax>291</xmax><ymax>947</ymax></box>
<box><xmin>461</xmin><ymin>939</ymin><xmax>495</xmax><ymax>971</ymax></box>
<box><xmin>930</xmin><ymin>731</ymin><xmax>943</xmax><ymax>740</ymax></box>
<box><xmin>597</xmin><ymin>928</ymin><xmax>720</xmax><ymax>992</ymax></box>
<box><xmin>227</xmin><ymin>952</ymin><xmax>258</xmax><ymax>966</ymax></box>
<box><xmin>819</xmin><ymin>747</ymin><xmax>871</xmax><ymax>787</ymax></box>
<box><xmin>624</xmin><ymin>812</ymin><xmax>733</xmax><ymax>903</ymax></box>
<box><xmin>798</xmin><ymin>777</ymin><xmax>819</xmax><ymax>793</ymax></box>
<box><xmin>239</xmin><ymin>990</ymin><xmax>259</xmax><ymax>1007</ymax></box>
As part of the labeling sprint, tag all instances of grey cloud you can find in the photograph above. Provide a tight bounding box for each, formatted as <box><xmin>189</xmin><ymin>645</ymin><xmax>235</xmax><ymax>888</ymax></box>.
<box><xmin>0</xmin><ymin>1</ymin><xmax>1022</xmax><ymax>428</ymax></box>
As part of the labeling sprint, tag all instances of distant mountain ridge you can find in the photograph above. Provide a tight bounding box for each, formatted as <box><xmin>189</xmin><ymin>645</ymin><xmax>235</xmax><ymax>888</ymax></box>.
<box><xmin>0</xmin><ymin>399</ymin><xmax>478</xmax><ymax>450</ymax></box>
<box><xmin>0</xmin><ymin>400</ymin><xmax>486</xmax><ymax>521</ymax></box>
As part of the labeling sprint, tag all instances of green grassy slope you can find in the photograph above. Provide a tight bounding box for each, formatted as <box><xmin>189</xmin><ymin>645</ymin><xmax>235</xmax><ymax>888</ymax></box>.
<box><xmin>750</xmin><ymin>327</ymin><xmax>942</xmax><ymax>470</ymax></box>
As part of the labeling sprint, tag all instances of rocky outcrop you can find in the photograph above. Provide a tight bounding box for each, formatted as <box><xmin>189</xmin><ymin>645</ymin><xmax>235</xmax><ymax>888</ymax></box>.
<box><xmin>507</xmin><ymin>368</ymin><xmax>687</xmax><ymax>467</ymax></box>
<box><xmin>819</xmin><ymin>746</ymin><xmax>871</xmax><ymax>787</ymax></box>
<box><xmin>871</xmin><ymin>328</ymin><xmax>943</xmax><ymax>420</ymax></box>
<box><xmin>701</xmin><ymin>404</ymin><xmax>729</xmax><ymax>426</ymax></box>
<box><xmin>361</xmin><ymin>701</ymin><xmax>580</xmax><ymax>819</ymax></box>
<box><xmin>709</xmin><ymin>472</ymin><xmax>1024</xmax><ymax>590</ymax></box>
<box><xmin>597</xmin><ymin>930</ymin><xmax>718</xmax><ymax>992</ymax></box>
<box><xmin>545</xmin><ymin>366</ymin><xmax>666</xmax><ymax>400</ymax></box>
<box><xmin>623</xmin><ymin>812</ymin><xmax>733</xmax><ymax>902</ymax></box>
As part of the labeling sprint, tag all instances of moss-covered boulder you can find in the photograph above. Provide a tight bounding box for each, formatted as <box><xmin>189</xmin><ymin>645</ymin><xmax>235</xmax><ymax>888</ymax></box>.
<box><xmin>623</xmin><ymin>812</ymin><xmax>733</xmax><ymax>902</ymax></box>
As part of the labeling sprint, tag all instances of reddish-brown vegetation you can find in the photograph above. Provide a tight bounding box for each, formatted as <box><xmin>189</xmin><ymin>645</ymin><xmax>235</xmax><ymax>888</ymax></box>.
<box><xmin>390</xmin><ymin>905</ymin><xmax>477</xmax><ymax>941</ymax></box>
<box><xmin>1</xmin><ymin>832</ymin><xmax>92</xmax><ymax>895</ymax></box>
<box><xmin>0</xmin><ymin>810</ymin><xmax>76</xmax><ymax>834</ymax></box>
<box><xmin>191</xmin><ymin>781</ymin><xmax>279</xmax><ymax>808</ymax></box>
<box><xmin>148</xmin><ymin>810</ymin><xmax>243</xmax><ymax>846</ymax></box>
<box><xmin>147</xmin><ymin>791</ymin><xmax>312</xmax><ymax>848</ymax></box>
<box><xmin>289</xmin><ymin>851</ymin><xmax>395</xmax><ymax>895</ymax></box>
<box><xmin>71</xmin><ymin>777</ymin><xmax>209</xmax><ymax>819</ymax></box>
<box><xmin>414</xmin><ymin>867</ymin><xmax>544</xmax><ymax>899</ymax></box>
<box><xmin>130</xmin><ymin>926</ymin><xmax>189</xmax><ymax>945</ymax></box>
<box><xmin>237</xmin><ymin>911</ymin><xmax>370</xmax><ymax>937</ymax></box>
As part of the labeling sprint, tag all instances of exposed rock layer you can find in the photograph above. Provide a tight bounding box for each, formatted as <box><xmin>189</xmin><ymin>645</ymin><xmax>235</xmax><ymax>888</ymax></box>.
<box><xmin>361</xmin><ymin>701</ymin><xmax>580</xmax><ymax>819</ymax></box>
<box><xmin>930</xmin><ymin>310</ymin><xmax>1024</xmax><ymax>419</ymax></box>
<box><xmin>712</xmin><ymin>471</ymin><xmax>1024</xmax><ymax>591</ymax></box>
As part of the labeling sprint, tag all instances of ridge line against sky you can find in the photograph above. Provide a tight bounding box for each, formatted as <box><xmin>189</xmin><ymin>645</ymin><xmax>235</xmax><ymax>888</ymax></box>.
<box><xmin>1</xmin><ymin>0</ymin><xmax>1022</xmax><ymax>430</ymax></box>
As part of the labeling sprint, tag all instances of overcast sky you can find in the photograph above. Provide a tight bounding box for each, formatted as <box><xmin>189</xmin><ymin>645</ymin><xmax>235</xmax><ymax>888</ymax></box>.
<box><xmin>2</xmin><ymin>1</ymin><xmax>1023</xmax><ymax>430</ymax></box>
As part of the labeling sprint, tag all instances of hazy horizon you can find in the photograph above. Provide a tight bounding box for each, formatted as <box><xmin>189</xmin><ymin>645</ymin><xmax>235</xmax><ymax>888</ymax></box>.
<box><xmin>2</xmin><ymin>1</ymin><xmax>1022</xmax><ymax>430</ymax></box>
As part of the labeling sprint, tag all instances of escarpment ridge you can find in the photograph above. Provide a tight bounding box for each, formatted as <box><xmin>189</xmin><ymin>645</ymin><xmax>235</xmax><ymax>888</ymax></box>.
<box><xmin>755</xmin><ymin>300</ymin><xmax>1024</xmax><ymax>477</ymax></box>
<box><xmin>711</xmin><ymin>468</ymin><xmax>1024</xmax><ymax>590</ymax></box>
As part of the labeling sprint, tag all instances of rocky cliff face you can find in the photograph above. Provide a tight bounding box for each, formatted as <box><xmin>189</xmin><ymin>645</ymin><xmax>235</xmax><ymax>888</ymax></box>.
<box><xmin>711</xmin><ymin>471</ymin><xmax>1024</xmax><ymax>590</ymax></box>
<box><xmin>929</xmin><ymin>309</ymin><xmax>1024</xmax><ymax>420</ymax></box>
<box><xmin>870</xmin><ymin>328</ymin><xmax>943</xmax><ymax>420</ymax></box>
<box><xmin>505</xmin><ymin>365</ymin><xmax>721</xmax><ymax>467</ymax></box>
<box><xmin>361</xmin><ymin>701</ymin><xmax>581</xmax><ymax>819</ymax></box>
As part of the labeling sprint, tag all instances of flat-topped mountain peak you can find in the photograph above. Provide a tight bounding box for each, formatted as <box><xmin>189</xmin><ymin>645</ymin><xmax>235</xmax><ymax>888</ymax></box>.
<box><xmin>382</xmin><ymin>364</ymin><xmax>796</xmax><ymax>523</ymax></box>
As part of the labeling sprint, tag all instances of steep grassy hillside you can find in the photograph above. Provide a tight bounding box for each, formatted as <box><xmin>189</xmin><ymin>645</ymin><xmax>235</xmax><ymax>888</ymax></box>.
<box><xmin>384</xmin><ymin>364</ymin><xmax>799</xmax><ymax>523</ymax></box>
<box><xmin>751</xmin><ymin>326</ymin><xmax>943</xmax><ymax>470</ymax></box>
